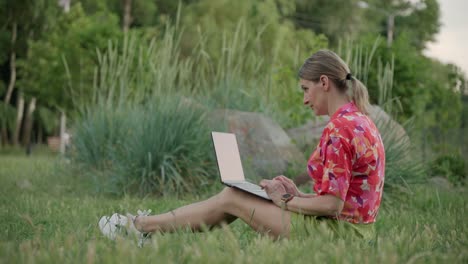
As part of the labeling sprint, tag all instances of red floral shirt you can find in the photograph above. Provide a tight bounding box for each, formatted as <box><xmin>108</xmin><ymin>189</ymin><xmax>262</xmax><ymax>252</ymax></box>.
<box><xmin>307</xmin><ymin>102</ymin><xmax>385</xmax><ymax>224</ymax></box>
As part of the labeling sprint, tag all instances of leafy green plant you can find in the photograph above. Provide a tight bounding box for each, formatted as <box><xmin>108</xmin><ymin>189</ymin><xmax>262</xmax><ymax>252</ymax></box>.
<box><xmin>73</xmin><ymin>96</ymin><xmax>215</xmax><ymax>196</ymax></box>
<box><xmin>431</xmin><ymin>154</ymin><xmax>466</xmax><ymax>185</ymax></box>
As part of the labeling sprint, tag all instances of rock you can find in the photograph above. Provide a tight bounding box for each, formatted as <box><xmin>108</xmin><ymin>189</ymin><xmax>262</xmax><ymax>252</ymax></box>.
<box><xmin>286</xmin><ymin>105</ymin><xmax>410</xmax><ymax>153</ymax></box>
<box><xmin>286</xmin><ymin>116</ymin><xmax>329</xmax><ymax>153</ymax></box>
<box><xmin>209</xmin><ymin>109</ymin><xmax>306</xmax><ymax>180</ymax></box>
<box><xmin>429</xmin><ymin>176</ymin><xmax>453</xmax><ymax>190</ymax></box>
<box><xmin>16</xmin><ymin>179</ymin><xmax>33</xmax><ymax>190</ymax></box>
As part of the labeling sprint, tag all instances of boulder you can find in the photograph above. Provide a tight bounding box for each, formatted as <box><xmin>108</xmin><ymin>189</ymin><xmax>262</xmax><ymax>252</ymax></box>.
<box><xmin>286</xmin><ymin>116</ymin><xmax>329</xmax><ymax>153</ymax></box>
<box><xmin>209</xmin><ymin>109</ymin><xmax>306</xmax><ymax>180</ymax></box>
<box><xmin>287</xmin><ymin>105</ymin><xmax>410</xmax><ymax>154</ymax></box>
<box><xmin>16</xmin><ymin>179</ymin><xmax>33</xmax><ymax>190</ymax></box>
<box><xmin>429</xmin><ymin>176</ymin><xmax>453</xmax><ymax>190</ymax></box>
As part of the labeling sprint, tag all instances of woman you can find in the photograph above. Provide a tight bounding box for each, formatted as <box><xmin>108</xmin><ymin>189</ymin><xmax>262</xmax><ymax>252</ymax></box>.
<box><xmin>99</xmin><ymin>50</ymin><xmax>385</xmax><ymax>244</ymax></box>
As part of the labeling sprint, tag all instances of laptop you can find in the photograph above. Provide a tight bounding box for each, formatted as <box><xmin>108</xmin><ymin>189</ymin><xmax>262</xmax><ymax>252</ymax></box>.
<box><xmin>211</xmin><ymin>131</ymin><xmax>271</xmax><ymax>200</ymax></box>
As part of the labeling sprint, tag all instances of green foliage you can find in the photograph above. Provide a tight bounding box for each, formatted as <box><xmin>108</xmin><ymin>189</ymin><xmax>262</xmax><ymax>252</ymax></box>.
<box><xmin>180</xmin><ymin>0</ymin><xmax>327</xmax><ymax>70</ymax></box>
<box><xmin>431</xmin><ymin>154</ymin><xmax>466</xmax><ymax>185</ymax></box>
<box><xmin>462</xmin><ymin>94</ymin><xmax>468</xmax><ymax>129</ymax></box>
<box><xmin>72</xmin><ymin>33</ymin><xmax>218</xmax><ymax>196</ymax></box>
<box><xmin>358</xmin><ymin>33</ymin><xmax>462</xmax><ymax>130</ymax></box>
<box><xmin>79</xmin><ymin>0</ymin><xmax>189</xmax><ymax>28</ymax></box>
<box><xmin>293</xmin><ymin>0</ymin><xmax>369</xmax><ymax>45</ymax></box>
<box><xmin>396</xmin><ymin>0</ymin><xmax>441</xmax><ymax>50</ymax></box>
<box><xmin>70</xmin><ymin>7</ymin><xmax>329</xmax><ymax>194</ymax></box>
<box><xmin>358</xmin><ymin>0</ymin><xmax>441</xmax><ymax>51</ymax></box>
<box><xmin>73</xmin><ymin>96</ymin><xmax>215</xmax><ymax>196</ymax></box>
<box><xmin>0</xmin><ymin>0</ymin><xmax>463</xmax><ymax>204</ymax></box>
<box><xmin>18</xmin><ymin>3</ymin><xmax>121</xmax><ymax>111</ymax></box>
<box><xmin>178</xmin><ymin>0</ymin><xmax>327</xmax><ymax>128</ymax></box>
<box><xmin>35</xmin><ymin>106</ymin><xmax>58</xmax><ymax>135</ymax></box>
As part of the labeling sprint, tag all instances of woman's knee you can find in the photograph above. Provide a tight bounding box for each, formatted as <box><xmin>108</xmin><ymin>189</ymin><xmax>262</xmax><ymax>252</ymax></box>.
<box><xmin>218</xmin><ymin>187</ymin><xmax>243</xmax><ymax>207</ymax></box>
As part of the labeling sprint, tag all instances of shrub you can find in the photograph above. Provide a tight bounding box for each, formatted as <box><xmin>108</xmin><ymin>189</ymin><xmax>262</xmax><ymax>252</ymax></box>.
<box><xmin>71</xmin><ymin>32</ymin><xmax>217</xmax><ymax>196</ymax></box>
<box><xmin>431</xmin><ymin>154</ymin><xmax>466</xmax><ymax>185</ymax></box>
<box><xmin>72</xmin><ymin>96</ymin><xmax>216</xmax><ymax>196</ymax></box>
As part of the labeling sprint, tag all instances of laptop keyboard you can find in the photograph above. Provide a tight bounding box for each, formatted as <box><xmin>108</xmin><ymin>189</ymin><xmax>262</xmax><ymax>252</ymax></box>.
<box><xmin>230</xmin><ymin>181</ymin><xmax>262</xmax><ymax>190</ymax></box>
<box><xmin>223</xmin><ymin>180</ymin><xmax>271</xmax><ymax>200</ymax></box>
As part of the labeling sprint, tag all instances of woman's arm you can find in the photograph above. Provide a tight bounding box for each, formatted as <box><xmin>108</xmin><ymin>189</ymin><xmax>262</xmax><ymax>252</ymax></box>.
<box><xmin>298</xmin><ymin>192</ymin><xmax>317</xmax><ymax>198</ymax></box>
<box><xmin>260</xmin><ymin>179</ymin><xmax>344</xmax><ymax>217</ymax></box>
<box><xmin>286</xmin><ymin>194</ymin><xmax>344</xmax><ymax>216</ymax></box>
<box><xmin>273</xmin><ymin>175</ymin><xmax>316</xmax><ymax>198</ymax></box>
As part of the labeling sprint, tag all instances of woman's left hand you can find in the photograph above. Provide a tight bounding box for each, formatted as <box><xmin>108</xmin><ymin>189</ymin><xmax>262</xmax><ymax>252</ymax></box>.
<box><xmin>259</xmin><ymin>179</ymin><xmax>287</xmax><ymax>207</ymax></box>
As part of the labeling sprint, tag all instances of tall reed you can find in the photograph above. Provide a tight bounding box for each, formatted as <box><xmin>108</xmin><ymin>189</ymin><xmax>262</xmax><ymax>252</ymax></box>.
<box><xmin>72</xmin><ymin>32</ymin><xmax>215</xmax><ymax>196</ymax></box>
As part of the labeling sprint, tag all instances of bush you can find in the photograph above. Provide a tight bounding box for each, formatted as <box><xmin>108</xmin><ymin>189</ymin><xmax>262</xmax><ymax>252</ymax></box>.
<box><xmin>72</xmin><ymin>96</ymin><xmax>216</xmax><ymax>196</ymax></box>
<box><xmin>431</xmin><ymin>154</ymin><xmax>466</xmax><ymax>185</ymax></box>
<box><xmin>71</xmin><ymin>32</ymin><xmax>218</xmax><ymax>196</ymax></box>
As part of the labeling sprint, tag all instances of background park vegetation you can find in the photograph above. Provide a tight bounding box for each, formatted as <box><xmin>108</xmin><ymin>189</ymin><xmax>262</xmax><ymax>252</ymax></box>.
<box><xmin>0</xmin><ymin>0</ymin><xmax>467</xmax><ymax>262</ymax></box>
<box><xmin>1</xmin><ymin>0</ymin><xmax>466</xmax><ymax>191</ymax></box>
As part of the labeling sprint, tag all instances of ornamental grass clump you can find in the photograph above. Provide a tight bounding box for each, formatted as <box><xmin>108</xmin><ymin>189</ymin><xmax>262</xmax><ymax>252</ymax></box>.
<box><xmin>71</xmin><ymin>31</ymin><xmax>217</xmax><ymax>196</ymax></box>
<box><xmin>73</xmin><ymin>96</ymin><xmax>215</xmax><ymax>196</ymax></box>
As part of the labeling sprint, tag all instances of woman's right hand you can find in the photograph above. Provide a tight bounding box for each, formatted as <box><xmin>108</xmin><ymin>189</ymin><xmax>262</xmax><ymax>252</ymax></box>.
<box><xmin>273</xmin><ymin>175</ymin><xmax>301</xmax><ymax>197</ymax></box>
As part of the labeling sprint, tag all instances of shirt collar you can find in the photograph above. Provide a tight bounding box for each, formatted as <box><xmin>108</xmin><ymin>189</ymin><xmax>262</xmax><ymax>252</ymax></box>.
<box><xmin>330</xmin><ymin>101</ymin><xmax>359</xmax><ymax>120</ymax></box>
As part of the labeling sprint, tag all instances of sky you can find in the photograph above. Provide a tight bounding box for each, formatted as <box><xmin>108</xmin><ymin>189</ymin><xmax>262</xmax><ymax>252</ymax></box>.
<box><xmin>424</xmin><ymin>0</ymin><xmax>468</xmax><ymax>76</ymax></box>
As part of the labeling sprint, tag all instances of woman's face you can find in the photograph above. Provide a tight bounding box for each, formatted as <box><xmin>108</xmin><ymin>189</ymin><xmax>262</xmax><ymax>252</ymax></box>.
<box><xmin>300</xmin><ymin>77</ymin><xmax>328</xmax><ymax>116</ymax></box>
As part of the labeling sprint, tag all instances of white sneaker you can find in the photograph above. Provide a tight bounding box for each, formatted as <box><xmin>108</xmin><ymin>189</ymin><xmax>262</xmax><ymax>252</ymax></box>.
<box><xmin>98</xmin><ymin>209</ymin><xmax>152</xmax><ymax>247</ymax></box>
<box><xmin>98</xmin><ymin>215</ymin><xmax>118</xmax><ymax>240</ymax></box>
<box><xmin>98</xmin><ymin>213</ymin><xmax>128</xmax><ymax>240</ymax></box>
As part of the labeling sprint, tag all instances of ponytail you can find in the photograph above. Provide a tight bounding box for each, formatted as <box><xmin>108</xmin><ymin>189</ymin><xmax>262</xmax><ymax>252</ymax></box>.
<box><xmin>347</xmin><ymin>77</ymin><xmax>370</xmax><ymax>115</ymax></box>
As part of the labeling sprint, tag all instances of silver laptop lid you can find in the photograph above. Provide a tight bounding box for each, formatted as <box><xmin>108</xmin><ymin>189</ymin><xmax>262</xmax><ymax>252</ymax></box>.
<box><xmin>211</xmin><ymin>132</ymin><xmax>245</xmax><ymax>182</ymax></box>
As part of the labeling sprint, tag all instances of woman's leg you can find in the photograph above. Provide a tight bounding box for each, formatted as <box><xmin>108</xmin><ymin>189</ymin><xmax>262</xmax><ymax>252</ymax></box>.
<box><xmin>135</xmin><ymin>187</ymin><xmax>291</xmax><ymax>238</ymax></box>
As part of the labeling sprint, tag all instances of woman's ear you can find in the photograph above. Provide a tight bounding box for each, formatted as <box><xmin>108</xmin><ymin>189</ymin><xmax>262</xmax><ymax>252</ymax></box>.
<box><xmin>320</xmin><ymin>75</ymin><xmax>329</xmax><ymax>91</ymax></box>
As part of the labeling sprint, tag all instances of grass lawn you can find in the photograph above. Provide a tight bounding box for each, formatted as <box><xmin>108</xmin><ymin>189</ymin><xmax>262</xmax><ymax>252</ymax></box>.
<box><xmin>0</xmin><ymin>155</ymin><xmax>466</xmax><ymax>263</ymax></box>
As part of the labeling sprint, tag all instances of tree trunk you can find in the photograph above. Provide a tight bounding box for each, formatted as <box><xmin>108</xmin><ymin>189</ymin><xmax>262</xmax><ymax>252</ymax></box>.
<box><xmin>13</xmin><ymin>92</ymin><xmax>24</xmax><ymax>146</ymax></box>
<box><xmin>37</xmin><ymin>124</ymin><xmax>43</xmax><ymax>144</ymax></box>
<box><xmin>386</xmin><ymin>14</ymin><xmax>395</xmax><ymax>48</ymax></box>
<box><xmin>123</xmin><ymin>0</ymin><xmax>133</xmax><ymax>32</ymax></box>
<box><xmin>1</xmin><ymin>21</ymin><xmax>18</xmax><ymax>145</ymax></box>
<box><xmin>4</xmin><ymin>21</ymin><xmax>17</xmax><ymax>104</ymax></box>
<box><xmin>59</xmin><ymin>111</ymin><xmax>66</xmax><ymax>154</ymax></box>
<box><xmin>22</xmin><ymin>97</ymin><xmax>37</xmax><ymax>147</ymax></box>
<box><xmin>1</xmin><ymin>125</ymin><xmax>7</xmax><ymax>146</ymax></box>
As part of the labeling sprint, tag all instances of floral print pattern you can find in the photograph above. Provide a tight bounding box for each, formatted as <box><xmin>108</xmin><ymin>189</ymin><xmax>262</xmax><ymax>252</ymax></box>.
<box><xmin>307</xmin><ymin>102</ymin><xmax>385</xmax><ymax>224</ymax></box>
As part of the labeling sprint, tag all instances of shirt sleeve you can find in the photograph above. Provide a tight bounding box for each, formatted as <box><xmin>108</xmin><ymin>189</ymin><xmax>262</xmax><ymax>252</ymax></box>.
<box><xmin>317</xmin><ymin>134</ymin><xmax>353</xmax><ymax>201</ymax></box>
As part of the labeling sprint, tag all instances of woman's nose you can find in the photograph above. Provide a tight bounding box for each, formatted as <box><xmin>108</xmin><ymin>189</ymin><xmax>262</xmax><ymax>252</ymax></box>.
<box><xmin>303</xmin><ymin>94</ymin><xmax>309</xmax><ymax>105</ymax></box>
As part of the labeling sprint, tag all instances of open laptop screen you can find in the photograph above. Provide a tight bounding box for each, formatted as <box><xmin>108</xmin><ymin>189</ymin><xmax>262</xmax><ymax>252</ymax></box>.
<box><xmin>211</xmin><ymin>132</ymin><xmax>245</xmax><ymax>182</ymax></box>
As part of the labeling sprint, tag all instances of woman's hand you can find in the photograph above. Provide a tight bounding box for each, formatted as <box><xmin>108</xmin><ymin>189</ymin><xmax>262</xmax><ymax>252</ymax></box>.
<box><xmin>259</xmin><ymin>179</ymin><xmax>287</xmax><ymax>207</ymax></box>
<box><xmin>273</xmin><ymin>175</ymin><xmax>301</xmax><ymax>197</ymax></box>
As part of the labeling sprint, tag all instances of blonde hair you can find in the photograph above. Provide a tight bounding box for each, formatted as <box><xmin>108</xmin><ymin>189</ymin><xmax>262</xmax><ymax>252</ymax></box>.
<box><xmin>298</xmin><ymin>50</ymin><xmax>370</xmax><ymax>115</ymax></box>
